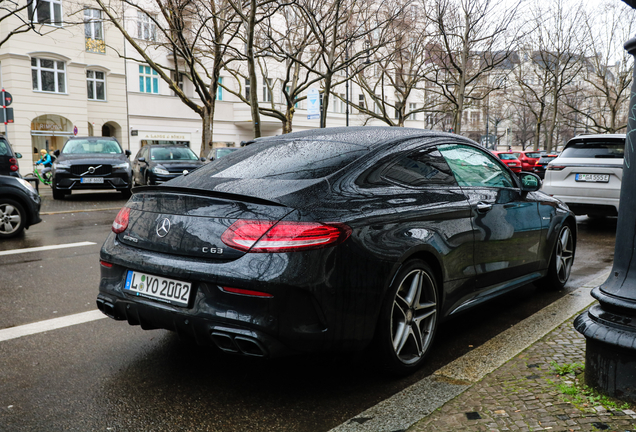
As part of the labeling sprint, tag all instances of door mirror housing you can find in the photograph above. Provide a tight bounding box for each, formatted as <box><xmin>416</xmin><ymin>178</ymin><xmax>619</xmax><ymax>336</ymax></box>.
<box><xmin>519</xmin><ymin>172</ymin><xmax>541</xmax><ymax>192</ymax></box>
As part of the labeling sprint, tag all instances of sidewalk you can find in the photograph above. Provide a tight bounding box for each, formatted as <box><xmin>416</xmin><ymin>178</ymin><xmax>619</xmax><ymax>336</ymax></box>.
<box><xmin>331</xmin><ymin>271</ymin><xmax>636</xmax><ymax>432</ymax></box>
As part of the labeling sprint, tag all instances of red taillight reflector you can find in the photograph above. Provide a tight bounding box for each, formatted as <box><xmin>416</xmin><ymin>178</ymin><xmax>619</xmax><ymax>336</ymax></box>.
<box><xmin>9</xmin><ymin>157</ymin><xmax>16</xmax><ymax>164</ymax></box>
<box><xmin>221</xmin><ymin>286</ymin><xmax>273</xmax><ymax>298</ymax></box>
<box><xmin>9</xmin><ymin>165</ymin><xmax>18</xmax><ymax>171</ymax></box>
<box><xmin>547</xmin><ymin>165</ymin><xmax>565</xmax><ymax>171</ymax></box>
<box><xmin>112</xmin><ymin>207</ymin><xmax>131</xmax><ymax>234</ymax></box>
<box><xmin>100</xmin><ymin>260</ymin><xmax>113</xmax><ymax>268</ymax></box>
<box><xmin>221</xmin><ymin>220</ymin><xmax>352</xmax><ymax>252</ymax></box>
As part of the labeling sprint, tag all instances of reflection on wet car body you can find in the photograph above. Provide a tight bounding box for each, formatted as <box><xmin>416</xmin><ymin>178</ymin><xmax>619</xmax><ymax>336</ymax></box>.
<box><xmin>98</xmin><ymin>127</ymin><xmax>576</xmax><ymax>375</ymax></box>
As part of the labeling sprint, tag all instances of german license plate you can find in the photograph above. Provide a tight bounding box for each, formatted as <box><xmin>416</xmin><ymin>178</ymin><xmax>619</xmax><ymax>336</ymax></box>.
<box><xmin>81</xmin><ymin>177</ymin><xmax>104</xmax><ymax>183</ymax></box>
<box><xmin>575</xmin><ymin>173</ymin><xmax>609</xmax><ymax>183</ymax></box>
<box><xmin>124</xmin><ymin>270</ymin><xmax>191</xmax><ymax>306</ymax></box>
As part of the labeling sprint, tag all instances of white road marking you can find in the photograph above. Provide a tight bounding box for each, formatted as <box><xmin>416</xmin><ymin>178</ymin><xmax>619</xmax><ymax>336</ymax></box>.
<box><xmin>0</xmin><ymin>241</ymin><xmax>96</xmax><ymax>256</ymax></box>
<box><xmin>0</xmin><ymin>310</ymin><xmax>106</xmax><ymax>342</ymax></box>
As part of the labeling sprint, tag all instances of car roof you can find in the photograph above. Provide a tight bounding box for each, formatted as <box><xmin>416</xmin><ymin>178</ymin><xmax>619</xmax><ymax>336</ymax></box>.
<box><xmin>568</xmin><ymin>133</ymin><xmax>626</xmax><ymax>143</ymax></box>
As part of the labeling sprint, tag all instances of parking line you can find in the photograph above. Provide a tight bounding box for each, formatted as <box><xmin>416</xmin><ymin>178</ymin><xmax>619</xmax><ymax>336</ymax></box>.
<box><xmin>0</xmin><ymin>241</ymin><xmax>96</xmax><ymax>256</ymax></box>
<box><xmin>0</xmin><ymin>310</ymin><xmax>107</xmax><ymax>343</ymax></box>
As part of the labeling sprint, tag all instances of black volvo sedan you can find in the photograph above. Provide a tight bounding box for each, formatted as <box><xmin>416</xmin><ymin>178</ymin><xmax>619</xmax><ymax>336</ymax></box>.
<box><xmin>98</xmin><ymin>127</ymin><xmax>576</xmax><ymax>375</ymax></box>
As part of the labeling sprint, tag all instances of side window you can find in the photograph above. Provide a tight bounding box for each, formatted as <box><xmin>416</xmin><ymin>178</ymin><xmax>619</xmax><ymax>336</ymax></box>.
<box><xmin>356</xmin><ymin>146</ymin><xmax>457</xmax><ymax>188</ymax></box>
<box><xmin>0</xmin><ymin>141</ymin><xmax>8</xmax><ymax>156</ymax></box>
<box><xmin>438</xmin><ymin>143</ymin><xmax>515</xmax><ymax>188</ymax></box>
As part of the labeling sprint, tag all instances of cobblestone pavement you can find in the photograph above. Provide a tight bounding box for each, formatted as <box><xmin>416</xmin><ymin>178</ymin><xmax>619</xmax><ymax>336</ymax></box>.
<box><xmin>409</xmin><ymin>317</ymin><xmax>636</xmax><ymax>432</ymax></box>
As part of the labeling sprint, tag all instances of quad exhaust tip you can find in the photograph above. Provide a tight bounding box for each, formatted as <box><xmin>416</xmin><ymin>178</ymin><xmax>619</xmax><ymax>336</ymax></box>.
<box><xmin>211</xmin><ymin>331</ymin><xmax>267</xmax><ymax>357</ymax></box>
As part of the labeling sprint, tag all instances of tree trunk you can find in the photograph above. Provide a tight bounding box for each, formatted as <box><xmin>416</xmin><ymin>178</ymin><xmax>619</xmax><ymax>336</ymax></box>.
<box><xmin>246</xmin><ymin>0</ymin><xmax>261</xmax><ymax>138</ymax></box>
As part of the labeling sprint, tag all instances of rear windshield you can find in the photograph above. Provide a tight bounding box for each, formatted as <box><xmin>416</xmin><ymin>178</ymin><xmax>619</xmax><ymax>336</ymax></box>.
<box><xmin>498</xmin><ymin>153</ymin><xmax>517</xmax><ymax>160</ymax></box>
<box><xmin>150</xmin><ymin>146</ymin><xmax>198</xmax><ymax>161</ymax></box>
<box><xmin>524</xmin><ymin>152</ymin><xmax>541</xmax><ymax>158</ymax></box>
<box><xmin>203</xmin><ymin>139</ymin><xmax>370</xmax><ymax>180</ymax></box>
<box><xmin>62</xmin><ymin>139</ymin><xmax>122</xmax><ymax>154</ymax></box>
<box><xmin>561</xmin><ymin>140</ymin><xmax>625</xmax><ymax>159</ymax></box>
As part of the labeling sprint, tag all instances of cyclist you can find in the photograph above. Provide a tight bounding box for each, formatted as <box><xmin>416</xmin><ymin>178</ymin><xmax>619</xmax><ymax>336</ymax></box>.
<box><xmin>35</xmin><ymin>149</ymin><xmax>53</xmax><ymax>182</ymax></box>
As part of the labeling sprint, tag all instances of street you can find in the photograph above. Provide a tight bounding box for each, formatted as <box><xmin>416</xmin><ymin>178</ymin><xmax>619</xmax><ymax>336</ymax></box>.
<box><xmin>0</xmin><ymin>192</ymin><xmax>617</xmax><ymax>432</ymax></box>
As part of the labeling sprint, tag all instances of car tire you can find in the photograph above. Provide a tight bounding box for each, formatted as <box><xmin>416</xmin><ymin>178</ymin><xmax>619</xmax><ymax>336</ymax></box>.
<box><xmin>52</xmin><ymin>187</ymin><xmax>66</xmax><ymax>200</ymax></box>
<box><xmin>375</xmin><ymin>260</ymin><xmax>439</xmax><ymax>376</ymax></box>
<box><xmin>0</xmin><ymin>199</ymin><xmax>26</xmax><ymax>239</ymax></box>
<box><xmin>543</xmin><ymin>223</ymin><xmax>575</xmax><ymax>290</ymax></box>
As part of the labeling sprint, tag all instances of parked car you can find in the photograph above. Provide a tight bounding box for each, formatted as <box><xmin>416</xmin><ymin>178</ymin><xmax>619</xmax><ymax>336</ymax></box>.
<box><xmin>0</xmin><ymin>175</ymin><xmax>42</xmax><ymax>238</ymax></box>
<box><xmin>206</xmin><ymin>147</ymin><xmax>239</xmax><ymax>162</ymax></box>
<box><xmin>132</xmin><ymin>145</ymin><xmax>205</xmax><ymax>186</ymax></box>
<box><xmin>492</xmin><ymin>151</ymin><xmax>522</xmax><ymax>173</ymax></box>
<box><xmin>542</xmin><ymin>134</ymin><xmax>625</xmax><ymax>217</ymax></box>
<box><xmin>0</xmin><ymin>136</ymin><xmax>22</xmax><ymax>178</ymax></box>
<box><xmin>51</xmin><ymin>137</ymin><xmax>132</xmax><ymax>200</ymax></box>
<box><xmin>98</xmin><ymin>127</ymin><xmax>576</xmax><ymax>375</ymax></box>
<box><xmin>511</xmin><ymin>150</ymin><xmax>542</xmax><ymax>172</ymax></box>
<box><xmin>533</xmin><ymin>154</ymin><xmax>559</xmax><ymax>179</ymax></box>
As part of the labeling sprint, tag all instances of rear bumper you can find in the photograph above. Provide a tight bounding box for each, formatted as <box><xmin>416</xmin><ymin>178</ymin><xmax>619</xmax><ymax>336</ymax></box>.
<box><xmin>98</xmin><ymin>233</ymin><xmax>385</xmax><ymax>357</ymax></box>
<box><xmin>546</xmin><ymin>194</ymin><xmax>619</xmax><ymax>215</ymax></box>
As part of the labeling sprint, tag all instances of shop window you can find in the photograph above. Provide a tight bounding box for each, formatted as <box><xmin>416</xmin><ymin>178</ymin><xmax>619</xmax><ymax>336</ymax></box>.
<box><xmin>216</xmin><ymin>77</ymin><xmax>223</xmax><ymax>101</ymax></box>
<box><xmin>31</xmin><ymin>58</ymin><xmax>66</xmax><ymax>93</ymax></box>
<box><xmin>87</xmin><ymin>70</ymin><xmax>106</xmax><ymax>100</ymax></box>
<box><xmin>139</xmin><ymin>65</ymin><xmax>158</xmax><ymax>94</ymax></box>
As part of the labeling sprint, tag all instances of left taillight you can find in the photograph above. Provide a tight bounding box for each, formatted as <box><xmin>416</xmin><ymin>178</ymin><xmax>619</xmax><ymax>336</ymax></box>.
<box><xmin>221</xmin><ymin>220</ymin><xmax>351</xmax><ymax>253</ymax></box>
<box><xmin>112</xmin><ymin>207</ymin><xmax>131</xmax><ymax>234</ymax></box>
<box><xmin>9</xmin><ymin>157</ymin><xmax>18</xmax><ymax>171</ymax></box>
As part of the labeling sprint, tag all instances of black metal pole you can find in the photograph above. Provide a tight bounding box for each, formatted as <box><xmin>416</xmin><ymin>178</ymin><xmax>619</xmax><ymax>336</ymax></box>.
<box><xmin>573</xmin><ymin>34</ymin><xmax>636</xmax><ymax>401</ymax></box>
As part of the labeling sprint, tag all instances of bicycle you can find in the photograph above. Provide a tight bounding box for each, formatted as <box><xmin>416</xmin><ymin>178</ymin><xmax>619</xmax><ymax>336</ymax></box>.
<box><xmin>30</xmin><ymin>164</ymin><xmax>52</xmax><ymax>186</ymax></box>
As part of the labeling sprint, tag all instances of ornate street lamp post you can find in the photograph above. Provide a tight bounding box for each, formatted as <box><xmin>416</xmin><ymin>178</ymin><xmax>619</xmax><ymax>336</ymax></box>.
<box><xmin>574</xmin><ymin>24</ymin><xmax>636</xmax><ymax>400</ymax></box>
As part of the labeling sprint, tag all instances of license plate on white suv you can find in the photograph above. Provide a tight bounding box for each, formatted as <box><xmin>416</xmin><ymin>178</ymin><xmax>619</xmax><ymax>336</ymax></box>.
<box><xmin>575</xmin><ymin>173</ymin><xmax>610</xmax><ymax>183</ymax></box>
<box><xmin>124</xmin><ymin>270</ymin><xmax>191</xmax><ymax>306</ymax></box>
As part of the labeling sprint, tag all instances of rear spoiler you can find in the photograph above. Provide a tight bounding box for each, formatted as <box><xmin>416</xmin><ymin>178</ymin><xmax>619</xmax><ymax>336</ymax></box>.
<box><xmin>131</xmin><ymin>185</ymin><xmax>287</xmax><ymax>207</ymax></box>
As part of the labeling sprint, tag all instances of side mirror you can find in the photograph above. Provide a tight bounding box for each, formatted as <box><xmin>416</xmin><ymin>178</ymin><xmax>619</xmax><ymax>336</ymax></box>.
<box><xmin>519</xmin><ymin>172</ymin><xmax>541</xmax><ymax>192</ymax></box>
<box><xmin>200</xmin><ymin>157</ymin><xmax>206</xmax><ymax>162</ymax></box>
<box><xmin>54</xmin><ymin>149</ymin><xmax>60</xmax><ymax>157</ymax></box>
<box><xmin>125</xmin><ymin>150</ymin><xmax>131</xmax><ymax>157</ymax></box>
<box><xmin>15</xmin><ymin>152</ymin><xmax>22</xmax><ymax>158</ymax></box>
<box><xmin>138</xmin><ymin>157</ymin><xmax>146</xmax><ymax>163</ymax></box>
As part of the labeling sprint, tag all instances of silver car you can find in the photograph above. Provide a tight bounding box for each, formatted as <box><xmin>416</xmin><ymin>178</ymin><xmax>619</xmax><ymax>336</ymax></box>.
<box><xmin>542</xmin><ymin>134</ymin><xmax>625</xmax><ymax>217</ymax></box>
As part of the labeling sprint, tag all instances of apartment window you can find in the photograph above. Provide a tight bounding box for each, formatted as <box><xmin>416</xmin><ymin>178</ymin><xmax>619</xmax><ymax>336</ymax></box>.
<box><xmin>409</xmin><ymin>103</ymin><xmax>417</xmax><ymax>120</ymax></box>
<box><xmin>216</xmin><ymin>77</ymin><xmax>223</xmax><ymax>101</ymax></box>
<box><xmin>137</xmin><ymin>12</ymin><xmax>157</xmax><ymax>41</ymax></box>
<box><xmin>245</xmin><ymin>78</ymin><xmax>250</xmax><ymax>99</ymax></box>
<box><xmin>339</xmin><ymin>94</ymin><xmax>345</xmax><ymax>113</ymax></box>
<box><xmin>471</xmin><ymin>112</ymin><xmax>480</xmax><ymax>125</ymax></box>
<box><xmin>87</xmin><ymin>70</ymin><xmax>105</xmax><ymax>100</ymax></box>
<box><xmin>31</xmin><ymin>58</ymin><xmax>66</xmax><ymax>93</ymax></box>
<box><xmin>172</xmin><ymin>71</ymin><xmax>184</xmax><ymax>95</ymax></box>
<box><xmin>139</xmin><ymin>65</ymin><xmax>158</xmax><ymax>93</ymax></box>
<box><xmin>85</xmin><ymin>9</ymin><xmax>105</xmax><ymax>53</ymax></box>
<box><xmin>30</xmin><ymin>0</ymin><xmax>62</xmax><ymax>26</ymax></box>
<box><xmin>358</xmin><ymin>94</ymin><xmax>365</xmax><ymax>110</ymax></box>
<box><xmin>262</xmin><ymin>78</ymin><xmax>272</xmax><ymax>102</ymax></box>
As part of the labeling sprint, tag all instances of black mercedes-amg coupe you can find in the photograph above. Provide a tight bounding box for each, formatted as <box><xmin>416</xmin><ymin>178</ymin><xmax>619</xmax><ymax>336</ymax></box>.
<box><xmin>97</xmin><ymin>127</ymin><xmax>576</xmax><ymax>375</ymax></box>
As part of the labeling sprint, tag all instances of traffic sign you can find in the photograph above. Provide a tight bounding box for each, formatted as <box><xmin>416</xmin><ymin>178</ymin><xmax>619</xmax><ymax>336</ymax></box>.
<box><xmin>307</xmin><ymin>88</ymin><xmax>320</xmax><ymax>120</ymax></box>
<box><xmin>3</xmin><ymin>107</ymin><xmax>14</xmax><ymax>124</ymax></box>
<box><xmin>2</xmin><ymin>91</ymin><xmax>12</xmax><ymax>106</ymax></box>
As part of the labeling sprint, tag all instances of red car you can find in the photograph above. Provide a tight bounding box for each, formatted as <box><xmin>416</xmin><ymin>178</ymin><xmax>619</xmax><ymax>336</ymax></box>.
<box><xmin>512</xmin><ymin>150</ymin><xmax>542</xmax><ymax>172</ymax></box>
<box><xmin>492</xmin><ymin>151</ymin><xmax>522</xmax><ymax>173</ymax></box>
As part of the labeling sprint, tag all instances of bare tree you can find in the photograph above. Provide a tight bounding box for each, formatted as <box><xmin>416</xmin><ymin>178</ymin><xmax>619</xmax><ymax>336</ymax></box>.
<box><xmin>95</xmin><ymin>0</ymin><xmax>240</xmax><ymax>152</ymax></box>
<box><xmin>563</xmin><ymin>1</ymin><xmax>634</xmax><ymax>134</ymax></box>
<box><xmin>423</xmin><ymin>0</ymin><xmax>524</xmax><ymax>135</ymax></box>
<box><xmin>527</xmin><ymin>0</ymin><xmax>587</xmax><ymax>152</ymax></box>
<box><xmin>0</xmin><ymin>0</ymin><xmax>42</xmax><ymax>47</ymax></box>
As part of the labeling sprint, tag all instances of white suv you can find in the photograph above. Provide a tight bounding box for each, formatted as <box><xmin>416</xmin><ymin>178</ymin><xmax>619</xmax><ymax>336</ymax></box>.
<box><xmin>542</xmin><ymin>133</ymin><xmax>625</xmax><ymax>217</ymax></box>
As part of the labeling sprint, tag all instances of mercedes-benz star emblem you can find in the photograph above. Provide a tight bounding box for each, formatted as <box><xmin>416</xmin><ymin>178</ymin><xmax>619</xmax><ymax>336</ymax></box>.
<box><xmin>156</xmin><ymin>218</ymin><xmax>171</xmax><ymax>238</ymax></box>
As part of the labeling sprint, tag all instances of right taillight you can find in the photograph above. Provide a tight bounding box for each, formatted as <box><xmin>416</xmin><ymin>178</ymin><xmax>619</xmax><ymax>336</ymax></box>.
<box><xmin>547</xmin><ymin>165</ymin><xmax>565</xmax><ymax>171</ymax></box>
<box><xmin>221</xmin><ymin>220</ymin><xmax>351</xmax><ymax>253</ymax></box>
<box><xmin>112</xmin><ymin>207</ymin><xmax>131</xmax><ymax>233</ymax></box>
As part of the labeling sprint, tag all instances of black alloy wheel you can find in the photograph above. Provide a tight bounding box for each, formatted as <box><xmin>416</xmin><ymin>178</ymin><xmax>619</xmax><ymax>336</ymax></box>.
<box><xmin>377</xmin><ymin>260</ymin><xmax>439</xmax><ymax>375</ymax></box>
<box><xmin>0</xmin><ymin>199</ymin><xmax>26</xmax><ymax>238</ymax></box>
<box><xmin>544</xmin><ymin>224</ymin><xmax>575</xmax><ymax>290</ymax></box>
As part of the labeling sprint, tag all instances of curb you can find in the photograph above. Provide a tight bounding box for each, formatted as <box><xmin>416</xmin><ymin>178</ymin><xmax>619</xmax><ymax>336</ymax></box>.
<box><xmin>328</xmin><ymin>270</ymin><xmax>611</xmax><ymax>432</ymax></box>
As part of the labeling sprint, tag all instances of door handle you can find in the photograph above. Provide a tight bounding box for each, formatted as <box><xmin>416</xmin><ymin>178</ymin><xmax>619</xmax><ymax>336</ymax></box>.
<box><xmin>476</xmin><ymin>202</ymin><xmax>493</xmax><ymax>213</ymax></box>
